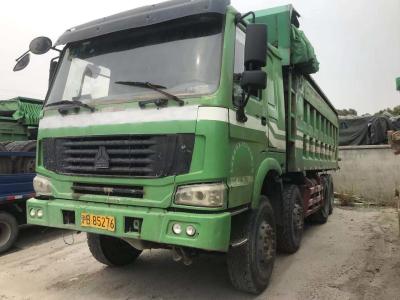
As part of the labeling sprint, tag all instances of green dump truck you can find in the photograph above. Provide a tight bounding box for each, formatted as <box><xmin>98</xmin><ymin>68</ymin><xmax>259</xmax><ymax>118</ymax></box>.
<box><xmin>20</xmin><ymin>0</ymin><xmax>338</xmax><ymax>293</ymax></box>
<box><xmin>0</xmin><ymin>97</ymin><xmax>41</xmax><ymax>253</ymax></box>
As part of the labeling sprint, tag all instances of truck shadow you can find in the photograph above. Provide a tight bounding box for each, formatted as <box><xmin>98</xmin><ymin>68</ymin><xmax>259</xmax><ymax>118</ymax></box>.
<box><xmin>51</xmin><ymin>223</ymin><xmax>324</xmax><ymax>299</ymax></box>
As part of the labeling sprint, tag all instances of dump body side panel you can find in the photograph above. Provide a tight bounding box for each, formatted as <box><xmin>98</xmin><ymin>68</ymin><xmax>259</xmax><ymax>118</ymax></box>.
<box><xmin>285</xmin><ymin>73</ymin><xmax>338</xmax><ymax>172</ymax></box>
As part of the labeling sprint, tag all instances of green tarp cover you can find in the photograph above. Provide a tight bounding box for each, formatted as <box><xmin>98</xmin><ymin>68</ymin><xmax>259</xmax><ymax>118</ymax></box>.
<box><xmin>0</xmin><ymin>97</ymin><xmax>42</xmax><ymax>126</ymax></box>
<box><xmin>290</xmin><ymin>25</ymin><xmax>319</xmax><ymax>74</ymax></box>
<box><xmin>12</xmin><ymin>101</ymin><xmax>42</xmax><ymax>126</ymax></box>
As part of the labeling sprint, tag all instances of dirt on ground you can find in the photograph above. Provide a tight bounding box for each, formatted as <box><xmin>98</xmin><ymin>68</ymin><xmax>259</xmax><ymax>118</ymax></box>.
<box><xmin>0</xmin><ymin>207</ymin><xmax>399</xmax><ymax>300</ymax></box>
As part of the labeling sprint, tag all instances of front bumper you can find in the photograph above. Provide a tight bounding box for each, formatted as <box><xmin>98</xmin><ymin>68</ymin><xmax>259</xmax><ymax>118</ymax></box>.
<box><xmin>27</xmin><ymin>198</ymin><xmax>232</xmax><ymax>252</ymax></box>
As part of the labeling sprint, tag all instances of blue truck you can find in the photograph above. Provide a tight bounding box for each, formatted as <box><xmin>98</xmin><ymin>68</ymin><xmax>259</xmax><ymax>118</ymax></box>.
<box><xmin>0</xmin><ymin>97</ymin><xmax>41</xmax><ymax>253</ymax></box>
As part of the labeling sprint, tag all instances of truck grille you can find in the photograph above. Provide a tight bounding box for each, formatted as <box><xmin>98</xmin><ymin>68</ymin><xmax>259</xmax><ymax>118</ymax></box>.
<box><xmin>72</xmin><ymin>183</ymin><xmax>144</xmax><ymax>198</ymax></box>
<box><xmin>42</xmin><ymin>134</ymin><xmax>194</xmax><ymax>178</ymax></box>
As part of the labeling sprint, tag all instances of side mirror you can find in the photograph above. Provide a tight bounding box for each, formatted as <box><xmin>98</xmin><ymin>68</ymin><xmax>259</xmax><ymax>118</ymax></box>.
<box><xmin>13</xmin><ymin>35</ymin><xmax>60</xmax><ymax>72</ymax></box>
<box><xmin>29</xmin><ymin>36</ymin><xmax>53</xmax><ymax>55</ymax></box>
<box><xmin>13</xmin><ymin>53</ymin><xmax>30</xmax><ymax>72</ymax></box>
<box><xmin>235</xmin><ymin>24</ymin><xmax>268</xmax><ymax>123</ymax></box>
<box><xmin>244</xmin><ymin>24</ymin><xmax>267</xmax><ymax>70</ymax></box>
<box><xmin>396</xmin><ymin>77</ymin><xmax>400</xmax><ymax>91</ymax></box>
<box><xmin>241</xmin><ymin>70</ymin><xmax>267</xmax><ymax>91</ymax></box>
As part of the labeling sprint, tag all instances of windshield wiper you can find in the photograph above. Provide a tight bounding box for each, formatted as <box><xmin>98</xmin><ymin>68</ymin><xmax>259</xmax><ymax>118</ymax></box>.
<box><xmin>115</xmin><ymin>81</ymin><xmax>184</xmax><ymax>106</ymax></box>
<box><xmin>138</xmin><ymin>98</ymin><xmax>168</xmax><ymax>108</ymax></box>
<box><xmin>46</xmin><ymin>100</ymin><xmax>95</xmax><ymax>114</ymax></box>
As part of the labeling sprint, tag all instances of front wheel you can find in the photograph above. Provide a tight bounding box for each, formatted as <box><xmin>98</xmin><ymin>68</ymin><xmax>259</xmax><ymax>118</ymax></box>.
<box><xmin>227</xmin><ymin>196</ymin><xmax>276</xmax><ymax>294</ymax></box>
<box><xmin>87</xmin><ymin>233</ymin><xmax>142</xmax><ymax>267</ymax></box>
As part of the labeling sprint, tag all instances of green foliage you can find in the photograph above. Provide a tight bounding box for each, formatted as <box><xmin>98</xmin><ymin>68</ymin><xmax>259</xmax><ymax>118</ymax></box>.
<box><xmin>337</xmin><ymin>108</ymin><xmax>358</xmax><ymax>116</ymax></box>
<box><xmin>374</xmin><ymin>105</ymin><xmax>400</xmax><ymax>116</ymax></box>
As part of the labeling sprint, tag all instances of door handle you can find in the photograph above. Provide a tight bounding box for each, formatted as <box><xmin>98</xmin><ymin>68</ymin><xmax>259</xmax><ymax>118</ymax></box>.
<box><xmin>261</xmin><ymin>117</ymin><xmax>267</xmax><ymax>126</ymax></box>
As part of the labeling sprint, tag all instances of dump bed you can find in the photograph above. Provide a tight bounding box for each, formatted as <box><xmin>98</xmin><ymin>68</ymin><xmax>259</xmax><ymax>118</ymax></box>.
<box><xmin>285</xmin><ymin>73</ymin><xmax>339</xmax><ymax>172</ymax></box>
<box><xmin>253</xmin><ymin>5</ymin><xmax>319</xmax><ymax>74</ymax></box>
<box><xmin>254</xmin><ymin>5</ymin><xmax>339</xmax><ymax>172</ymax></box>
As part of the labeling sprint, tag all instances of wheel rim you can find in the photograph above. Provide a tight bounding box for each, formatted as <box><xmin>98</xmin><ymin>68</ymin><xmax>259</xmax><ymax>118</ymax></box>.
<box><xmin>0</xmin><ymin>222</ymin><xmax>12</xmax><ymax>248</ymax></box>
<box><xmin>292</xmin><ymin>202</ymin><xmax>304</xmax><ymax>237</ymax></box>
<box><xmin>256</xmin><ymin>220</ymin><xmax>275</xmax><ymax>277</ymax></box>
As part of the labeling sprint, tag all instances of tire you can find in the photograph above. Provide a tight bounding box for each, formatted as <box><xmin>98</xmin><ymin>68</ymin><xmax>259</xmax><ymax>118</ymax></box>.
<box><xmin>0</xmin><ymin>144</ymin><xmax>12</xmax><ymax>174</ymax></box>
<box><xmin>277</xmin><ymin>185</ymin><xmax>304</xmax><ymax>254</ymax></box>
<box><xmin>327</xmin><ymin>176</ymin><xmax>334</xmax><ymax>215</ymax></box>
<box><xmin>6</xmin><ymin>141</ymin><xmax>36</xmax><ymax>173</ymax></box>
<box><xmin>87</xmin><ymin>233</ymin><xmax>142</xmax><ymax>267</ymax></box>
<box><xmin>227</xmin><ymin>196</ymin><xmax>276</xmax><ymax>294</ymax></box>
<box><xmin>309</xmin><ymin>177</ymin><xmax>330</xmax><ymax>224</ymax></box>
<box><xmin>0</xmin><ymin>212</ymin><xmax>19</xmax><ymax>254</ymax></box>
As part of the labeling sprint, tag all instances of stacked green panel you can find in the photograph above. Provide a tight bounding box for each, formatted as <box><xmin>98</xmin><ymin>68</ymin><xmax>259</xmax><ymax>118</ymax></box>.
<box><xmin>0</xmin><ymin>97</ymin><xmax>42</xmax><ymax>141</ymax></box>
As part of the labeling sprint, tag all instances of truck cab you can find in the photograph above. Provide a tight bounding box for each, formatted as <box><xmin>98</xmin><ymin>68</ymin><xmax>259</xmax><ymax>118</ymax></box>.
<box><xmin>20</xmin><ymin>0</ymin><xmax>338</xmax><ymax>294</ymax></box>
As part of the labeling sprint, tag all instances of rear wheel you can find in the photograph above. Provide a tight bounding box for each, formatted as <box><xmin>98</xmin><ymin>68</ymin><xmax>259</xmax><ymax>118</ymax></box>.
<box><xmin>277</xmin><ymin>184</ymin><xmax>304</xmax><ymax>254</ymax></box>
<box><xmin>6</xmin><ymin>141</ymin><xmax>36</xmax><ymax>173</ymax></box>
<box><xmin>227</xmin><ymin>197</ymin><xmax>276</xmax><ymax>294</ymax></box>
<box><xmin>327</xmin><ymin>176</ymin><xmax>334</xmax><ymax>215</ymax></box>
<box><xmin>309</xmin><ymin>177</ymin><xmax>330</xmax><ymax>224</ymax></box>
<box><xmin>0</xmin><ymin>212</ymin><xmax>19</xmax><ymax>254</ymax></box>
<box><xmin>87</xmin><ymin>233</ymin><xmax>142</xmax><ymax>267</ymax></box>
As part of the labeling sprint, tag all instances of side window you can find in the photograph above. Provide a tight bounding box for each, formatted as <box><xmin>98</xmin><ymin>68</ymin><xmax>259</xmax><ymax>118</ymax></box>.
<box><xmin>233</xmin><ymin>27</ymin><xmax>245</xmax><ymax>101</ymax></box>
<box><xmin>234</xmin><ymin>28</ymin><xmax>245</xmax><ymax>74</ymax></box>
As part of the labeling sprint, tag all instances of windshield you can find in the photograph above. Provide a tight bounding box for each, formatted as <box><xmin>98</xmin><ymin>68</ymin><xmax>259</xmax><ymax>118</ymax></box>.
<box><xmin>47</xmin><ymin>14</ymin><xmax>224</xmax><ymax>106</ymax></box>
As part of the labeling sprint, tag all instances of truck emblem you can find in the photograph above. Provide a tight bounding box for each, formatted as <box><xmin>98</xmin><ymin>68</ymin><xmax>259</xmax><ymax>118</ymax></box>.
<box><xmin>94</xmin><ymin>146</ymin><xmax>110</xmax><ymax>169</ymax></box>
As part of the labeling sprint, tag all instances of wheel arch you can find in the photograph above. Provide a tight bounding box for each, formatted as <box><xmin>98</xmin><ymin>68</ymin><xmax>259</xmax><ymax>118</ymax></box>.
<box><xmin>251</xmin><ymin>158</ymin><xmax>283</xmax><ymax>211</ymax></box>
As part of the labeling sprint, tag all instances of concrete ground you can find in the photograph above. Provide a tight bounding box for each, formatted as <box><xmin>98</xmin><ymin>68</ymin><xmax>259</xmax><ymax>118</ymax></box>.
<box><xmin>0</xmin><ymin>207</ymin><xmax>399</xmax><ymax>300</ymax></box>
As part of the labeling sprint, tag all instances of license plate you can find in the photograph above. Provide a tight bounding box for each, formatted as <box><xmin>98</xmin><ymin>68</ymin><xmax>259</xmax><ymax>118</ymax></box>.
<box><xmin>81</xmin><ymin>213</ymin><xmax>116</xmax><ymax>232</ymax></box>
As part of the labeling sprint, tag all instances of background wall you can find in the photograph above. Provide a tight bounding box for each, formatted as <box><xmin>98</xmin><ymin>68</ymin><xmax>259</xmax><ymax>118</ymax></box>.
<box><xmin>332</xmin><ymin>145</ymin><xmax>400</xmax><ymax>205</ymax></box>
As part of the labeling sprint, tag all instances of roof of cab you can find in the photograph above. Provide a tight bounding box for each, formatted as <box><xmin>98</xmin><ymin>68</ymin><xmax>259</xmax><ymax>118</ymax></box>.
<box><xmin>55</xmin><ymin>0</ymin><xmax>230</xmax><ymax>46</ymax></box>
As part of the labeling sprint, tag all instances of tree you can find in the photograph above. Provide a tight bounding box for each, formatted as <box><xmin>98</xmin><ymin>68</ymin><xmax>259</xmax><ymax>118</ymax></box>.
<box><xmin>374</xmin><ymin>105</ymin><xmax>400</xmax><ymax>116</ymax></box>
<box><xmin>337</xmin><ymin>108</ymin><xmax>358</xmax><ymax>116</ymax></box>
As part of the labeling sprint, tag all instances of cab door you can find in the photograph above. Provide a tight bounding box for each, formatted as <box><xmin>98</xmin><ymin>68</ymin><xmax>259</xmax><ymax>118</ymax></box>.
<box><xmin>231</xmin><ymin>27</ymin><xmax>268</xmax><ymax>147</ymax></box>
<box><xmin>228</xmin><ymin>26</ymin><xmax>268</xmax><ymax>208</ymax></box>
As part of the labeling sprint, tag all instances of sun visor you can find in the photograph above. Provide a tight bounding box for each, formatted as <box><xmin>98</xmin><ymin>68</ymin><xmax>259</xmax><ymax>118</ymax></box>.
<box><xmin>55</xmin><ymin>0</ymin><xmax>230</xmax><ymax>46</ymax></box>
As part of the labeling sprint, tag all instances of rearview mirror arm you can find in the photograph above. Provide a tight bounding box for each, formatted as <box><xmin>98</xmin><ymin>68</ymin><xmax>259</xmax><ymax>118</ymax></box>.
<box><xmin>15</xmin><ymin>50</ymin><xmax>30</xmax><ymax>62</ymax></box>
<box><xmin>51</xmin><ymin>47</ymin><xmax>62</xmax><ymax>53</ymax></box>
<box><xmin>235</xmin><ymin>11</ymin><xmax>255</xmax><ymax>27</ymax></box>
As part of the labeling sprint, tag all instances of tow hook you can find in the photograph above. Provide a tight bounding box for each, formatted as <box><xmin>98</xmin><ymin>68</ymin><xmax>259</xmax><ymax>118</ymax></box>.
<box><xmin>172</xmin><ymin>247</ymin><xmax>196</xmax><ymax>266</ymax></box>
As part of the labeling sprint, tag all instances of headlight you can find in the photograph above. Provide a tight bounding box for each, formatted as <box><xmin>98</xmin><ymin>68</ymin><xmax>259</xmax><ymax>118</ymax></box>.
<box><xmin>29</xmin><ymin>208</ymin><xmax>36</xmax><ymax>218</ymax></box>
<box><xmin>36</xmin><ymin>209</ymin><xmax>44</xmax><ymax>218</ymax></box>
<box><xmin>33</xmin><ymin>175</ymin><xmax>53</xmax><ymax>196</ymax></box>
<box><xmin>174</xmin><ymin>183</ymin><xmax>226</xmax><ymax>207</ymax></box>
